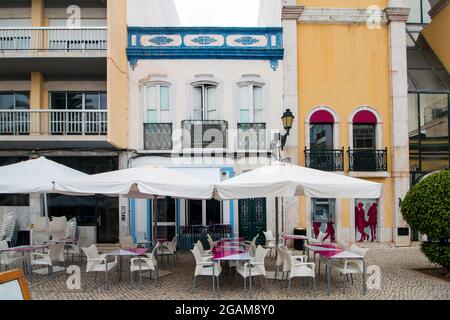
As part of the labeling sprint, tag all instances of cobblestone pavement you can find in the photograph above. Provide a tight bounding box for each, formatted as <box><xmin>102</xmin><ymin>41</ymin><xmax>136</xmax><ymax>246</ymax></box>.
<box><xmin>28</xmin><ymin>243</ymin><xmax>450</xmax><ymax>300</ymax></box>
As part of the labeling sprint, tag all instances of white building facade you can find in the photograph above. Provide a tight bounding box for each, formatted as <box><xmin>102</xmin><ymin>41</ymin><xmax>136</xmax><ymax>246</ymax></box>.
<box><xmin>123</xmin><ymin>4</ymin><xmax>297</xmax><ymax>246</ymax></box>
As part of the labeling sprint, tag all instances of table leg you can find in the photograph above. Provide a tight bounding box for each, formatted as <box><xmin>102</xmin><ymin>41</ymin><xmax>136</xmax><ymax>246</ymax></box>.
<box><xmin>119</xmin><ymin>256</ymin><xmax>123</xmax><ymax>281</ymax></box>
<box><xmin>248</xmin><ymin>260</ymin><xmax>252</xmax><ymax>299</ymax></box>
<box><xmin>327</xmin><ymin>259</ymin><xmax>331</xmax><ymax>296</ymax></box>
<box><xmin>212</xmin><ymin>261</ymin><xmax>216</xmax><ymax>298</ymax></box>
<box><xmin>362</xmin><ymin>258</ymin><xmax>366</xmax><ymax>295</ymax></box>
<box><xmin>105</xmin><ymin>259</ymin><xmax>109</xmax><ymax>290</ymax></box>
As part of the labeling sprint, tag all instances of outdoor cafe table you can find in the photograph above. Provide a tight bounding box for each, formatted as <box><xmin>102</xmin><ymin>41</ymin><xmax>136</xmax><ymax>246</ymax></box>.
<box><xmin>0</xmin><ymin>244</ymin><xmax>48</xmax><ymax>282</ymax></box>
<box><xmin>212</xmin><ymin>247</ymin><xmax>253</xmax><ymax>298</ymax></box>
<box><xmin>103</xmin><ymin>247</ymin><xmax>148</xmax><ymax>290</ymax></box>
<box><xmin>305</xmin><ymin>244</ymin><xmax>366</xmax><ymax>295</ymax></box>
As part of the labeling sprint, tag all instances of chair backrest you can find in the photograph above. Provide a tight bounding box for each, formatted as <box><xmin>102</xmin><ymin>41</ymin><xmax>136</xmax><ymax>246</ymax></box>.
<box><xmin>206</xmin><ymin>234</ymin><xmax>215</xmax><ymax>249</ymax></box>
<box><xmin>253</xmin><ymin>245</ymin><xmax>268</xmax><ymax>275</ymax></box>
<box><xmin>82</xmin><ymin>244</ymin><xmax>99</xmax><ymax>260</ymax></box>
<box><xmin>263</xmin><ymin>231</ymin><xmax>274</xmax><ymax>241</ymax></box>
<box><xmin>49</xmin><ymin>243</ymin><xmax>65</xmax><ymax>262</ymax></box>
<box><xmin>279</xmin><ymin>247</ymin><xmax>292</xmax><ymax>271</ymax></box>
<box><xmin>195</xmin><ymin>240</ymin><xmax>205</xmax><ymax>254</ymax></box>
<box><xmin>349</xmin><ymin>244</ymin><xmax>369</xmax><ymax>257</ymax></box>
<box><xmin>171</xmin><ymin>235</ymin><xmax>177</xmax><ymax>251</ymax></box>
<box><xmin>50</xmin><ymin>216</ymin><xmax>67</xmax><ymax>241</ymax></box>
<box><xmin>191</xmin><ymin>245</ymin><xmax>204</xmax><ymax>265</ymax></box>
<box><xmin>119</xmin><ymin>235</ymin><xmax>134</xmax><ymax>248</ymax></box>
<box><xmin>65</xmin><ymin>218</ymin><xmax>77</xmax><ymax>239</ymax></box>
<box><xmin>0</xmin><ymin>240</ymin><xmax>8</xmax><ymax>250</ymax></box>
<box><xmin>150</xmin><ymin>242</ymin><xmax>160</xmax><ymax>265</ymax></box>
<box><xmin>0</xmin><ymin>212</ymin><xmax>15</xmax><ymax>240</ymax></box>
<box><xmin>275</xmin><ymin>245</ymin><xmax>285</xmax><ymax>266</ymax></box>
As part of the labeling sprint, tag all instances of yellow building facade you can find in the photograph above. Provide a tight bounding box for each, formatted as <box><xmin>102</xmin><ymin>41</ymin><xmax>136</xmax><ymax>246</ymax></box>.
<box><xmin>282</xmin><ymin>0</ymin><xmax>411</xmax><ymax>245</ymax></box>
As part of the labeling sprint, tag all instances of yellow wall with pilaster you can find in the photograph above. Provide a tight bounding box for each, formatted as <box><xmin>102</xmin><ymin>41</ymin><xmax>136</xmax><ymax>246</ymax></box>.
<box><xmin>106</xmin><ymin>0</ymin><xmax>128</xmax><ymax>149</ymax></box>
<box><xmin>422</xmin><ymin>4</ymin><xmax>450</xmax><ymax>71</ymax></box>
<box><xmin>295</xmin><ymin>7</ymin><xmax>394</xmax><ymax>241</ymax></box>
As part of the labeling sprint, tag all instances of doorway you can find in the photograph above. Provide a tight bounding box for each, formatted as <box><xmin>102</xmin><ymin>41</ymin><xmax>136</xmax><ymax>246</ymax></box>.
<box><xmin>238</xmin><ymin>198</ymin><xmax>266</xmax><ymax>245</ymax></box>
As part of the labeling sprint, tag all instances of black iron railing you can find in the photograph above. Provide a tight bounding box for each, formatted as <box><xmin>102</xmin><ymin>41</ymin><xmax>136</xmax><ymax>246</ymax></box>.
<box><xmin>304</xmin><ymin>148</ymin><xmax>344</xmax><ymax>171</ymax></box>
<box><xmin>348</xmin><ymin>148</ymin><xmax>388</xmax><ymax>171</ymax></box>
<box><xmin>144</xmin><ymin>123</ymin><xmax>172</xmax><ymax>150</ymax></box>
<box><xmin>181</xmin><ymin>120</ymin><xmax>228</xmax><ymax>149</ymax></box>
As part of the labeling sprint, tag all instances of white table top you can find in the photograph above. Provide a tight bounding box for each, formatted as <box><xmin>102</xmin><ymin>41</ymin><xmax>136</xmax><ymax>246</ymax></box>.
<box><xmin>213</xmin><ymin>252</ymin><xmax>251</xmax><ymax>261</ymax></box>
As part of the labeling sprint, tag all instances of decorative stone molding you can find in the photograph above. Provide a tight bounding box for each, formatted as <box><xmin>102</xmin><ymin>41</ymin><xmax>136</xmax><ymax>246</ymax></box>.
<box><xmin>428</xmin><ymin>0</ymin><xmax>449</xmax><ymax>19</ymax></box>
<box><xmin>281</xmin><ymin>5</ymin><xmax>304</xmax><ymax>20</ymax></box>
<box><xmin>298</xmin><ymin>8</ymin><xmax>388</xmax><ymax>25</ymax></box>
<box><xmin>385</xmin><ymin>7</ymin><xmax>410</xmax><ymax>22</ymax></box>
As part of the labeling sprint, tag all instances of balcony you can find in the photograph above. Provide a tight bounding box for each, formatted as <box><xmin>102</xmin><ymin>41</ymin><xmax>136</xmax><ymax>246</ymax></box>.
<box><xmin>305</xmin><ymin>148</ymin><xmax>344</xmax><ymax>171</ymax></box>
<box><xmin>0</xmin><ymin>27</ymin><xmax>107</xmax><ymax>52</ymax></box>
<box><xmin>237</xmin><ymin>123</ymin><xmax>266</xmax><ymax>151</ymax></box>
<box><xmin>348</xmin><ymin>148</ymin><xmax>388</xmax><ymax>172</ymax></box>
<box><xmin>0</xmin><ymin>27</ymin><xmax>107</xmax><ymax>79</ymax></box>
<box><xmin>144</xmin><ymin>123</ymin><xmax>173</xmax><ymax>151</ymax></box>
<box><xmin>0</xmin><ymin>109</ymin><xmax>108</xmax><ymax>149</ymax></box>
<box><xmin>181</xmin><ymin>120</ymin><xmax>228</xmax><ymax>149</ymax></box>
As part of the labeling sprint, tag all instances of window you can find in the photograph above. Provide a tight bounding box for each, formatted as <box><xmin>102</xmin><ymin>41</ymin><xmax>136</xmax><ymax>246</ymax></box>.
<box><xmin>145</xmin><ymin>83</ymin><xmax>171</xmax><ymax>123</ymax></box>
<box><xmin>153</xmin><ymin>198</ymin><xmax>176</xmax><ymax>241</ymax></box>
<box><xmin>144</xmin><ymin>83</ymin><xmax>172</xmax><ymax>150</ymax></box>
<box><xmin>192</xmin><ymin>84</ymin><xmax>217</xmax><ymax>120</ymax></box>
<box><xmin>187</xmin><ymin>199</ymin><xmax>222</xmax><ymax>226</ymax></box>
<box><xmin>50</xmin><ymin>92</ymin><xmax>106</xmax><ymax>110</ymax></box>
<box><xmin>353</xmin><ymin>125</ymin><xmax>376</xmax><ymax>149</ymax></box>
<box><xmin>311</xmin><ymin>198</ymin><xmax>336</xmax><ymax>240</ymax></box>
<box><xmin>0</xmin><ymin>157</ymin><xmax>30</xmax><ymax>207</ymax></box>
<box><xmin>237</xmin><ymin>83</ymin><xmax>266</xmax><ymax>150</ymax></box>
<box><xmin>0</xmin><ymin>92</ymin><xmax>30</xmax><ymax>110</ymax></box>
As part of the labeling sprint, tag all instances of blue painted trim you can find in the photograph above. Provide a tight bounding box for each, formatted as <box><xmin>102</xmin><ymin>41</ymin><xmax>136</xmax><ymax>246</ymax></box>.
<box><xmin>220</xmin><ymin>167</ymin><xmax>235</xmax><ymax>235</ymax></box>
<box><xmin>147</xmin><ymin>199</ymin><xmax>152</xmax><ymax>242</ymax></box>
<box><xmin>127</xmin><ymin>26</ymin><xmax>283</xmax><ymax>63</ymax></box>
<box><xmin>131</xmin><ymin>199</ymin><xmax>136</xmax><ymax>243</ymax></box>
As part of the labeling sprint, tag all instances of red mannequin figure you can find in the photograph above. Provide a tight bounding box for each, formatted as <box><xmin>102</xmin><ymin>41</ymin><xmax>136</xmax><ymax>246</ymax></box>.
<box><xmin>368</xmin><ymin>203</ymin><xmax>378</xmax><ymax>241</ymax></box>
<box><xmin>355</xmin><ymin>202</ymin><xmax>369</xmax><ymax>242</ymax></box>
<box><xmin>312</xmin><ymin>222</ymin><xmax>321</xmax><ymax>239</ymax></box>
<box><xmin>322</xmin><ymin>220</ymin><xmax>335</xmax><ymax>242</ymax></box>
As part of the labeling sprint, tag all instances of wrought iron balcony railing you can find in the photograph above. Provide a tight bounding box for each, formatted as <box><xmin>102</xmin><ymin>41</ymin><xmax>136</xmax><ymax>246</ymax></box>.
<box><xmin>0</xmin><ymin>110</ymin><xmax>107</xmax><ymax>136</ymax></box>
<box><xmin>144</xmin><ymin>123</ymin><xmax>173</xmax><ymax>150</ymax></box>
<box><xmin>237</xmin><ymin>123</ymin><xmax>266</xmax><ymax>151</ymax></box>
<box><xmin>348</xmin><ymin>148</ymin><xmax>388</xmax><ymax>172</ymax></box>
<box><xmin>0</xmin><ymin>27</ymin><xmax>107</xmax><ymax>51</ymax></box>
<box><xmin>181</xmin><ymin>120</ymin><xmax>228</xmax><ymax>149</ymax></box>
<box><xmin>304</xmin><ymin>148</ymin><xmax>344</xmax><ymax>171</ymax></box>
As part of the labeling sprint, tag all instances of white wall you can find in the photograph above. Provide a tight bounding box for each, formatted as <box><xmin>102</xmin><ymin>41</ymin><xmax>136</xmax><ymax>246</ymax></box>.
<box><xmin>127</xmin><ymin>0</ymin><xmax>180</xmax><ymax>26</ymax></box>
<box><xmin>258</xmin><ymin>0</ymin><xmax>282</xmax><ymax>27</ymax></box>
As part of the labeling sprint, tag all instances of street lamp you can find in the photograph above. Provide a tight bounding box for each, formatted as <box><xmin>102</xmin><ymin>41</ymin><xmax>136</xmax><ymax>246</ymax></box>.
<box><xmin>281</xmin><ymin>109</ymin><xmax>295</xmax><ymax>150</ymax></box>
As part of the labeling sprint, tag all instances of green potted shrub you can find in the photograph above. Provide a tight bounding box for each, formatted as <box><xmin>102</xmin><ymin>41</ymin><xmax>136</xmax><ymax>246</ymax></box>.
<box><xmin>401</xmin><ymin>170</ymin><xmax>450</xmax><ymax>277</ymax></box>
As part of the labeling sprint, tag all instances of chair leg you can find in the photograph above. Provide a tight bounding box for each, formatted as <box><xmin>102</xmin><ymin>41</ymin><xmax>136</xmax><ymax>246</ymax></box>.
<box><xmin>263</xmin><ymin>277</ymin><xmax>269</xmax><ymax>293</ymax></box>
<box><xmin>313</xmin><ymin>277</ymin><xmax>317</xmax><ymax>297</ymax></box>
<box><xmin>275</xmin><ymin>266</ymin><xmax>278</xmax><ymax>280</ymax></box>
<box><xmin>351</xmin><ymin>274</ymin><xmax>354</xmax><ymax>285</ymax></box>
<box><xmin>155</xmin><ymin>267</ymin><xmax>160</xmax><ymax>287</ymax></box>
<box><xmin>105</xmin><ymin>271</ymin><xmax>108</xmax><ymax>290</ymax></box>
<box><xmin>216</xmin><ymin>276</ymin><xmax>220</xmax><ymax>297</ymax></box>
<box><xmin>244</xmin><ymin>276</ymin><xmax>247</xmax><ymax>292</ymax></box>
<box><xmin>342</xmin><ymin>274</ymin><xmax>346</xmax><ymax>293</ymax></box>
<box><xmin>130</xmin><ymin>271</ymin><xmax>133</xmax><ymax>288</ymax></box>
<box><xmin>192</xmin><ymin>275</ymin><xmax>197</xmax><ymax>293</ymax></box>
<box><xmin>139</xmin><ymin>269</ymin><xmax>142</xmax><ymax>288</ymax></box>
<box><xmin>83</xmin><ymin>272</ymin><xmax>88</xmax><ymax>291</ymax></box>
<box><xmin>288</xmin><ymin>278</ymin><xmax>292</xmax><ymax>292</ymax></box>
<box><xmin>94</xmin><ymin>272</ymin><xmax>98</xmax><ymax>285</ymax></box>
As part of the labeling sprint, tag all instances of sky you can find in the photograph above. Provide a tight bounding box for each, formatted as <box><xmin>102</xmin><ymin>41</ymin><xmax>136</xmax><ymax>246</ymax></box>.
<box><xmin>174</xmin><ymin>0</ymin><xmax>260</xmax><ymax>27</ymax></box>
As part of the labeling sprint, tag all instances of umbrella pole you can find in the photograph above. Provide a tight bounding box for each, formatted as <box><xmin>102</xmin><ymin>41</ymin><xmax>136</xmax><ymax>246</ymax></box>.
<box><xmin>152</xmin><ymin>198</ymin><xmax>158</xmax><ymax>246</ymax></box>
<box><xmin>43</xmin><ymin>193</ymin><xmax>48</xmax><ymax>218</ymax></box>
<box><xmin>275</xmin><ymin>197</ymin><xmax>279</xmax><ymax>246</ymax></box>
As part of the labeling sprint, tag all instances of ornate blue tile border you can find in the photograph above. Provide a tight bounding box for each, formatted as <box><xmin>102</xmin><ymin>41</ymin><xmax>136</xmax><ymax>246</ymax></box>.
<box><xmin>127</xmin><ymin>27</ymin><xmax>284</xmax><ymax>71</ymax></box>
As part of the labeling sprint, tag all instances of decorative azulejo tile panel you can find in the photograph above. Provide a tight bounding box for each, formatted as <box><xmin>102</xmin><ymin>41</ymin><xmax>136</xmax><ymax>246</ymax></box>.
<box><xmin>127</xmin><ymin>27</ymin><xmax>284</xmax><ymax>70</ymax></box>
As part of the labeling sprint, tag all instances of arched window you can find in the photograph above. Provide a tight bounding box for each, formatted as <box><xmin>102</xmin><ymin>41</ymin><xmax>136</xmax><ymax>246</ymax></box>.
<box><xmin>310</xmin><ymin>110</ymin><xmax>335</xmax><ymax>151</ymax></box>
<box><xmin>352</xmin><ymin>110</ymin><xmax>377</xmax><ymax>150</ymax></box>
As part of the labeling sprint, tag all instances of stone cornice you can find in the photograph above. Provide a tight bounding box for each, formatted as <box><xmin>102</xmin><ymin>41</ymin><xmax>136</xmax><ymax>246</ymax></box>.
<box><xmin>428</xmin><ymin>0</ymin><xmax>449</xmax><ymax>19</ymax></box>
<box><xmin>385</xmin><ymin>7</ymin><xmax>410</xmax><ymax>22</ymax></box>
<box><xmin>281</xmin><ymin>5</ymin><xmax>304</xmax><ymax>20</ymax></box>
<box><xmin>297</xmin><ymin>8</ymin><xmax>388</xmax><ymax>25</ymax></box>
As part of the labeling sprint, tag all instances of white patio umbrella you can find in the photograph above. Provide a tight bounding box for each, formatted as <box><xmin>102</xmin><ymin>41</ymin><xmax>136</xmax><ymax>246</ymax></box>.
<box><xmin>0</xmin><ymin>157</ymin><xmax>88</xmax><ymax>217</ymax></box>
<box><xmin>53</xmin><ymin>166</ymin><xmax>216</xmax><ymax>245</ymax></box>
<box><xmin>53</xmin><ymin>166</ymin><xmax>215</xmax><ymax>200</ymax></box>
<box><xmin>215</xmin><ymin>163</ymin><xmax>382</xmax><ymax>243</ymax></box>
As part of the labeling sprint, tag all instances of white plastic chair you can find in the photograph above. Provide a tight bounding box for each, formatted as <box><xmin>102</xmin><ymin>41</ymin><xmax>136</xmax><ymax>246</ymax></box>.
<box><xmin>280</xmin><ymin>247</ymin><xmax>316</xmax><ymax>294</ymax></box>
<box><xmin>158</xmin><ymin>235</ymin><xmax>178</xmax><ymax>265</ymax></box>
<box><xmin>190</xmin><ymin>245</ymin><xmax>221</xmax><ymax>295</ymax></box>
<box><xmin>31</xmin><ymin>216</ymin><xmax>50</xmax><ymax>245</ymax></box>
<box><xmin>49</xmin><ymin>216</ymin><xmax>67</xmax><ymax>241</ymax></box>
<box><xmin>195</xmin><ymin>240</ymin><xmax>212</xmax><ymax>257</ymax></box>
<box><xmin>236</xmin><ymin>245</ymin><xmax>269</xmax><ymax>293</ymax></box>
<box><xmin>0</xmin><ymin>240</ymin><xmax>24</xmax><ymax>272</ymax></box>
<box><xmin>0</xmin><ymin>212</ymin><xmax>18</xmax><ymax>246</ymax></box>
<box><xmin>130</xmin><ymin>243</ymin><xmax>160</xmax><ymax>288</ymax></box>
<box><xmin>30</xmin><ymin>243</ymin><xmax>66</xmax><ymax>277</ymax></box>
<box><xmin>82</xmin><ymin>244</ymin><xmax>118</xmax><ymax>290</ymax></box>
<box><xmin>245</xmin><ymin>234</ymin><xmax>259</xmax><ymax>257</ymax></box>
<box><xmin>263</xmin><ymin>231</ymin><xmax>276</xmax><ymax>257</ymax></box>
<box><xmin>332</xmin><ymin>244</ymin><xmax>369</xmax><ymax>291</ymax></box>
<box><xmin>206</xmin><ymin>233</ymin><xmax>218</xmax><ymax>250</ymax></box>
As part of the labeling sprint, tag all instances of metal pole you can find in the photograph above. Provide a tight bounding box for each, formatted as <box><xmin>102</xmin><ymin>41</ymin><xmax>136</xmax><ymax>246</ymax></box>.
<box><xmin>43</xmin><ymin>193</ymin><xmax>48</xmax><ymax>218</ymax></box>
<box><xmin>275</xmin><ymin>197</ymin><xmax>279</xmax><ymax>245</ymax></box>
<box><xmin>152</xmin><ymin>198</ymin><xmax>158</xmax><ymax>246</ymax></box>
